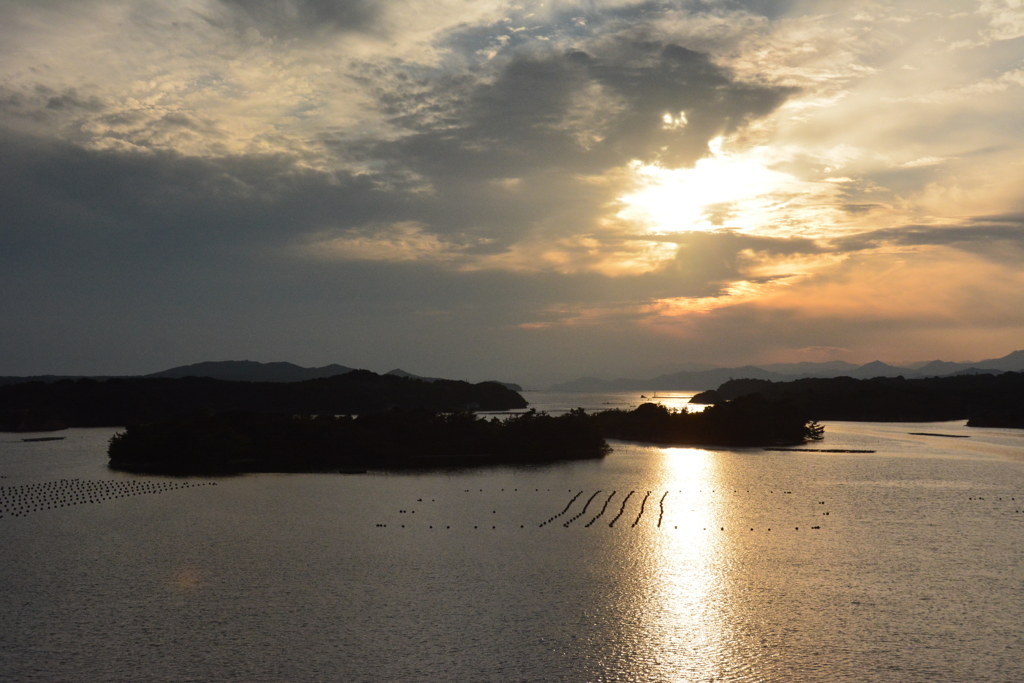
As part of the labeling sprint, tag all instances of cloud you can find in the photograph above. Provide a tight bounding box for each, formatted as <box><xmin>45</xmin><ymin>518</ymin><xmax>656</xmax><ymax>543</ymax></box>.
<box><xmin>0</xmin><ymin>127</ymin><xmax>407</xmax><ymax>267</ymax></box>
<box><xmin>216</xmin><ymin>0</ymin><xmax>380</xmax><ymax>36</ymax></box>
<box><xmin>2</xmin><ymin>0</ymin><xmax>1024</xmax><ymax>381</ymax></box>
<box><xmin>978</xmin><ymin>0</ymin><xmax>1024</xmax><ymax>42</ymax></box>
<box><xmin>832</xmin><ymin>215</ymin><xmax>1024</xmax><ymax>263</ymax></box>
<box><xmin>892</xmin><ymin>67</ymin><xmax>1024</xmax><ymax>104</ymax></box>
<box><xmin>898</xmin><ymin>156</ymin><xmax>949</xmax><ymax>169</ymax></box>
<box><xmin>624</xmin><ymin>244</ymin><xmax>1024</xmax><ymax>367</ymax></box>
<box><xmin>301</xmin><ymin>221</ymin><xmax>484</xmax><ymax>263</ymax></box>
<box><xmin>370</xmin><ymin>40</ymin><xmax>796</xmax><ymax>182</ymax></box>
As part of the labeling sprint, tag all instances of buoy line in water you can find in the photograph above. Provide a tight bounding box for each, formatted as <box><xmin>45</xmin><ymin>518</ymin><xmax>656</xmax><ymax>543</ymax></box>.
<box><xmin>539</xmin><ymin>490</ymin><xmax>583</xmax><ymax>527</ymax></box>
<box><xmin>0</xmin><ymin>479</ymin><xmax>217</xmax><ymax>519</ymax></box>
<box><xmin>608</xmin><ymin>490</ymin><xmax>635</xmax><ymax>528</ymax></box>
<box><xmin>585</xmin><ymin>491</ymin><xmax>617</xmax><ymax>527</ymax></box>
<box><xmin>563</xmin><ymin>490</ymin><xmax>602</xmax><ymax>528</ymax></box>
<box><xmin>370</xmin><ymin>486</ymin><xmax>1024</xmax><ymax>533</ymax></box>
<box><xmin>632</xmin><ymin>491</ymin><xmax>651</xmax><ymax>527</ymax></box>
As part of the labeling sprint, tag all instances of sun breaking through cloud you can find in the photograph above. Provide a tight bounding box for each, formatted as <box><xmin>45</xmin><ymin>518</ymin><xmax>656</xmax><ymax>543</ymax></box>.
<box><xmin>2</xmin><ymin>0</ymin><xmax>1023</xmax><ymax>384</ymax></box>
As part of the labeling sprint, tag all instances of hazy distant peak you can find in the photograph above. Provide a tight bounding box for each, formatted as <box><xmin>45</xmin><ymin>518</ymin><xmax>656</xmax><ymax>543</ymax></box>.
<box><xmin>146</xmin><ymin>360</ymin><xmax>355</xmax><ymax>382</ymax></box>
<box><xmin>385</xmin><ymin>368</ymin><xmax>523</xmax><ymax>391</ymax></box>
<box><xmin>976</xmin><ymin>349</ymin><xmax>1024</xmax><ymax>371</ymax></box>
<box><xmin>757</xmin><ymin>360</ymin><xmax>860</xmax><ymax>374</ymax></box>
<box><xmin>917</xmin><ymin>359</ymin><xmax>970</xmax><ymax>374</ymax></box>
<box><xmin>838</xmin><ymin>361</ymin><xmax>908</xmax><ymax>379</ymax></box>
<box><xmin>385</xmin><ymin>368</ymin><xmax>440</xmax><ymax>383</ymax></box>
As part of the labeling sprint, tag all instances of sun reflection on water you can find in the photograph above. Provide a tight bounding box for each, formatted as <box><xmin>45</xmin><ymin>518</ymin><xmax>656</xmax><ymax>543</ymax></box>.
<box><xmin>641</xmin><ymin>446</ymin><xmax>736</xmax><ymax>680</ymax></box>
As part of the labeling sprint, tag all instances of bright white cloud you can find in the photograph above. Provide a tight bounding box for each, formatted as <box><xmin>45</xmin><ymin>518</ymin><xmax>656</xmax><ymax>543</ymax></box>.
<box><xmin>979</xmin><ymin>0</ymin><xmax>1024</xmax><ymax>41</ymax></box>
<box><xmin>615</xmin><ymin>140</ymin><xmax>854</xmax><ymax>240</ymax></box>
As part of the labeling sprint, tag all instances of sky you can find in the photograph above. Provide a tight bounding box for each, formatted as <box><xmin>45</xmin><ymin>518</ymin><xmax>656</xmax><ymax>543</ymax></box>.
<box><xmin>2</xmin><ymin>0</ymin><xmax>1023</xmax><ymax>386</ymax></box>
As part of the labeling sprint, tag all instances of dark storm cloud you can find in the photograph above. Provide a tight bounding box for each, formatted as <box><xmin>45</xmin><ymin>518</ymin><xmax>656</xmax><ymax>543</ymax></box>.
<box><xmin>332</xmin><ymin>37</ymin><xmax>800</xmax><ymax>252</ymax></box>
<box><xmin>0</xmin><ymin>85</ymin><xmax>104</xmax><ymax>126</ymax></box>
<box><xmin>654</xmin><ymin>229</ymin><xmax>820</xmax><ymax>292</ymax></box>
<box><xmin>0</xmin><ymin>119</ymin><xmax>823</xmax><ymax>337</ymax></box>
<box><xmin>367</xmin><ymin>40</ymin><xmax>797</xmax><ymax>181</ymax></box>
<box><xmin>215</xmin><ymin>0</ymin><xmax>379</xmax><ymax>36</ymax></box>
<box><xmin>834</xmin><ymin>214</ymin><xmax>1024</xmax><ymax>255</ymax></box>
<box><xmin>41</xmin><ymin>89</ymin><xmax>105</xmax><ymax>113</ymax></box>
<box><xmin>0</xmin><ymin>18</ymin><xmax>807</xmax><ymax>379</ymax></box>
<box><xmin>730</xmin><ymin>0</ymin><xmax>799</xmax><ymax>20</ymax></box>
<box><xmin>0</xmin><ymin>127</ymin><xmax>412</xmax><ymax>265</ymax></box>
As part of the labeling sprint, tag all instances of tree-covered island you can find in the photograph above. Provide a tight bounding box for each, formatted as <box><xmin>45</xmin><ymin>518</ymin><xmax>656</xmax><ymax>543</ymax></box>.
<box><xmin>107</xmin><ymin>396</ymin><xmax>823</xmax><ymax>474</ymax></box>
<box><xmin>108</xmin><ymin>408</ymin><xmax>609</xmax><ymax>473</ymax></box>
<box><xmin>690</xmin><ymin>371</ymin><xmax>1024</xmax><ymax>427</ymax></box>
<box><xmin>592</xmin><ymin>395</ymin><xmax>824</xmax><ymax>447</ymax></box>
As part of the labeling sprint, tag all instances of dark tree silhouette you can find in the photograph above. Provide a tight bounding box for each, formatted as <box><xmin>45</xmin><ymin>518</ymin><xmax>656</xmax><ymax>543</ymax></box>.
<box><xmin>1</xmin><ymin>371</ymin><xmax>527</xmax><ymax>432</ymax></box>
<box><xmin>691</xmin><ymin>371</ymin><xmax>1024</xmax><ymax>426</ymax></box>
<box><xmin>593</xmin><ymin>395</ymin><xmax>822</xmax><ymax>447</ymax></box>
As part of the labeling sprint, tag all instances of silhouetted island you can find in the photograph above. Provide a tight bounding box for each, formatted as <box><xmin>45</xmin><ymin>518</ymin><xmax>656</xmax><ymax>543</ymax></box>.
<box><xmin>966</xmin><ymin>406</ymin><xmax>1024</xmax><ymax>429</ymax></box>
<box><xmin>593</xmin><ymin>396</ymin><xmax>823</xmax><ymax>447</ymax></box>
<box><xmin>690</xmin><ymin>371</ymin><xmax>1024</xmax><ymax>427</ymax></box>
<box><xmin>106</xmin><ymin>395</ymin><xmax>823</xmax><ymax>474</ymax></box>
<box><xmin>0</xmin><ymin>370</ymin><xmax>527</xmax><ymax>432</ymax></box>
<box><xmin>108</xmin><ymin>408</ymin><xmax>608</xmax><ymax>474</ymax></box>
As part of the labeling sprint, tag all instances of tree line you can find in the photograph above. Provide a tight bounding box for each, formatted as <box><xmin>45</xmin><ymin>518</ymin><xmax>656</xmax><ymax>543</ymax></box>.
<box><xmin>107</xmin><ymin>396</ymin><xmax>824</xmax><ymax>474</ymax></box>
<box><xmin>691</xmin><ymin>371</ymin><xmax>1024</xmax><ymax>427</ymax></box>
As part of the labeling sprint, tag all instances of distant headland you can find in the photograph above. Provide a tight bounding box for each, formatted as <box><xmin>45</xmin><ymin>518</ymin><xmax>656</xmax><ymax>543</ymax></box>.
<box><xmin>548</xmin><ymin>349</ymin><xmax>1024</xmax><ymax>392</ymax></box>
<box><xmin>690</xmin><ymin>371</ymin><xmax>1024</xmax><ymax>428</ymax></box>
<box><xmin>0</xmin><ymin>369</ymin><xmax>527</xmax><ymax>432</ymax></box>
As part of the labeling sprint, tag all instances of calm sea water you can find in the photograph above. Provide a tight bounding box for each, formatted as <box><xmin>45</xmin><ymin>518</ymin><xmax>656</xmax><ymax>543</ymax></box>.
<box><xmin>2</xmin><ymin>391</ymin><xmax>1024</xmax><ymax>682</ymax></box>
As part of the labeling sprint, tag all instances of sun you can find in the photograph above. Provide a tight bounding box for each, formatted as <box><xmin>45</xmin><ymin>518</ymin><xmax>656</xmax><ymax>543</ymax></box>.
<box><xmin>617</xmin><ymin>138</ymin><xmax>800</xmax><ymax>235</ymax></box>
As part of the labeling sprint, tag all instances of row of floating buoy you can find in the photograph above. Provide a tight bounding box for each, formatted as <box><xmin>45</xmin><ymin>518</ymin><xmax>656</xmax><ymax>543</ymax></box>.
<box><xmin>539</xmin><ymin>490</ymin><xmax>583</xmax><ymax>527</ymax></box>
<box><xmin>967</xmin><ymin>496</ymin><xmax>1024</xmax><ymax>513</ymax></box>
<box><xmin>373</xmin><ymin>522</ymin><xmax>827</xmax><ymax>532</ymax></box>
<box><xmin>462</xmin><ymin>488</ymin><xmax>563</xmax><ymax>493</ymax></box>
<box><xmin>0</xmin><ymin>478</ymin><xmax>216</xmax><ymax>519</ymax></box>
<box><xmin>563</xmin><ymin>490</ymin><xmax>602</xmax><ymax>528</ymax></box>
<box><xmin>542</xmin><ymin>489</ymin><xmax>838</xmax><ymax>529</ymax></box>
<box><xmin>450</xmin><ymin>487</ymin><xmax>820</xmax><ymax>495</ymax></box>
<box><xmin>631</xmin><ymin>491</ymin><xmax>651</xmax><ymax>527</ymax></box>
<box><xmin>372</xmin><ymin>487</ymin><xmax>844</xmax><ymax>531</ymax></box>
<box><xmin>460</xmin><ymin>489</ymin><xmax>564</xmax><ymax>493</ymax></box>
<box><xmin>379</xmin><ymin>485</ymin><xmax>1024</xmax><ymax>531</ymax></box>
<box><xmin>584</xmin><ymin>491</ymin><xmax>617</xmax><ymax>527</ymax></box>
<box><xmin>608</xmin><ymin>491</ymin><xmax>635</xmax><ymax>528</ymax></box>
<box><xmin>376</xmin><ymin>528</ymin><xmax>516</xmax><ymax>532</ymax></box>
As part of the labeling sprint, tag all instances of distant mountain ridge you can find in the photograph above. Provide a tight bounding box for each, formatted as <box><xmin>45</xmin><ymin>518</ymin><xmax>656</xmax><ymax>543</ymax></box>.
<box><xmin>385</xmin><ymin>368</ymin><xmax>522</xmax><ymax>392</ymax></box>
<box><xmin>548</xmin><ymin>350</ymin><xmax>1024</xmax><ymax>392</ymax></box>
<box><xmin>550</xmin><ymin>366</ymin><xmax>786</xmax><ymax>393</ymax></box>
<box><xmin>0</xmin><ymin>361</ymin><xmax>524</xmax><ymax>391</ymax></box>
<box><xmin>146</xmin><ymin>360</ymin><xmax>355</xmax><ymax>383</ymax></box>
